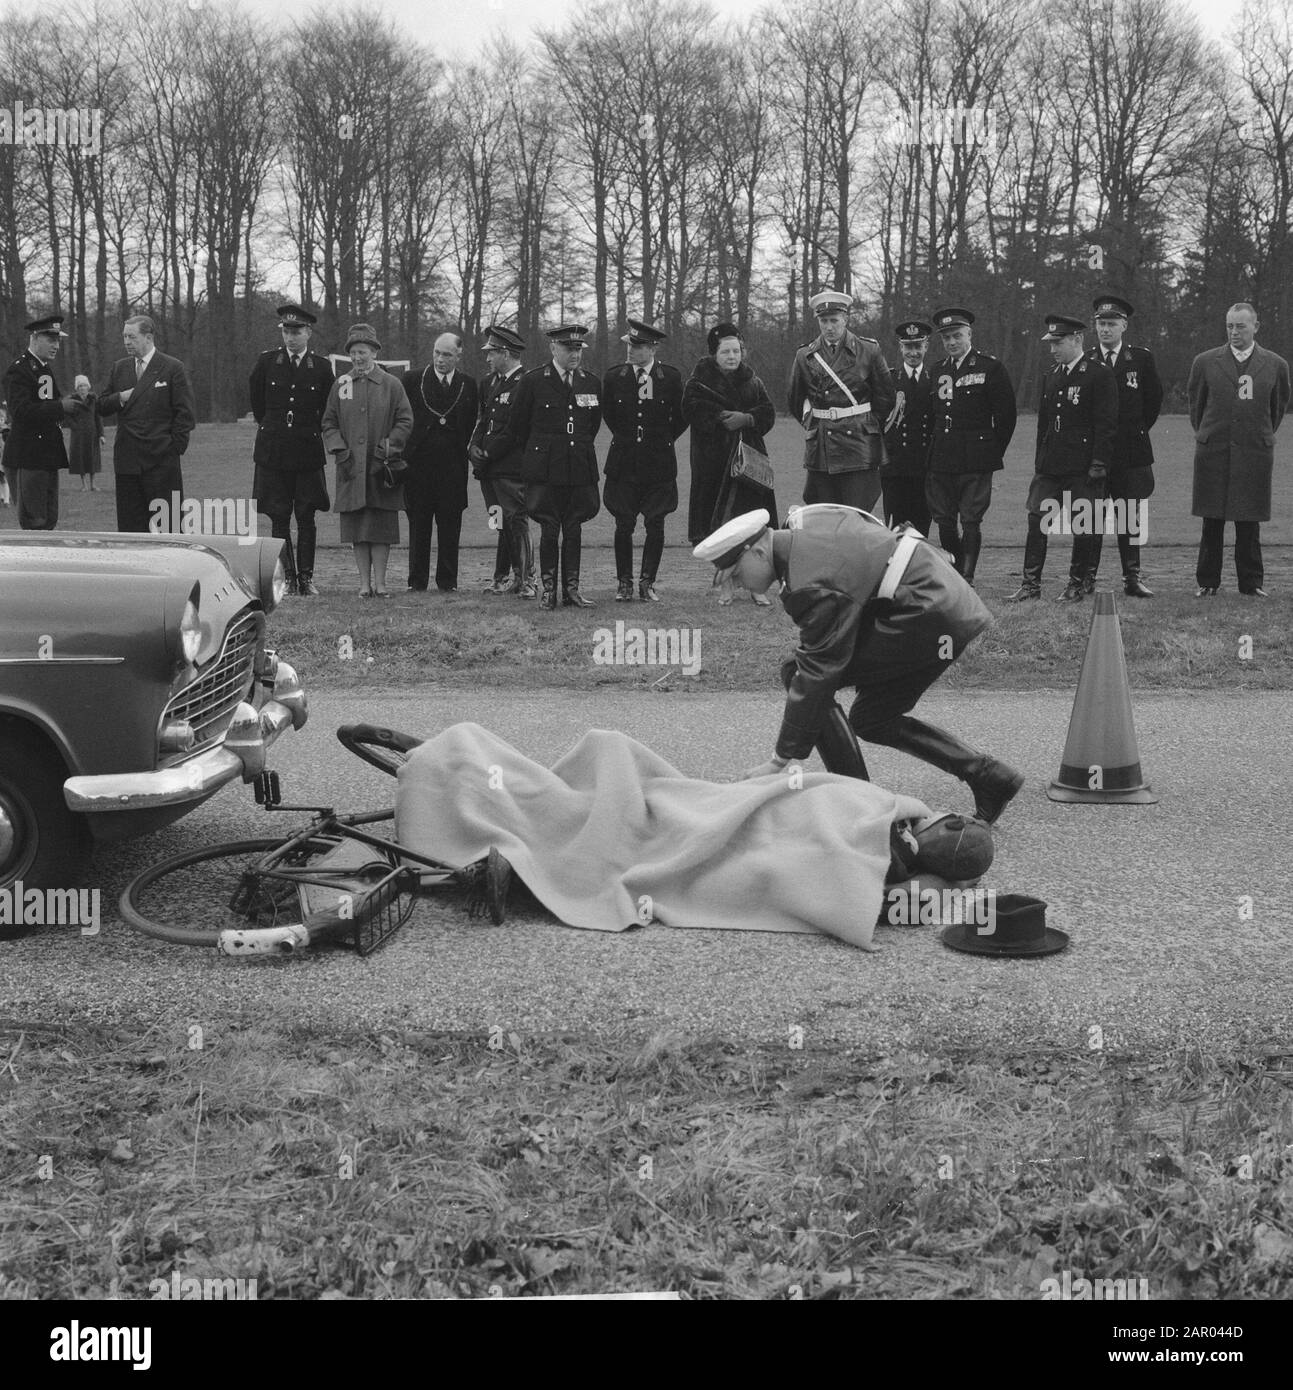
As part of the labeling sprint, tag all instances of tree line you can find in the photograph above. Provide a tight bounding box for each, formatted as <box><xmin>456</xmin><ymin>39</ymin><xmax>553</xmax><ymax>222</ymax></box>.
<box><xmin>1</xmin><ymin>0</ymin><xmax>1290</xmax><ymax>419</ymax></box>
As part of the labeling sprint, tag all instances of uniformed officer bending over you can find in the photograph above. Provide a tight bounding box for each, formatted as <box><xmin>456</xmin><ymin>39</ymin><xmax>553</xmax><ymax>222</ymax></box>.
<box><xmin>1</xmin><ymin>313</ymin><xmax>85</xmax><ymax>530</ymax></box>
<box><xmin>602</xmin><ymin>319</ymin><xmax>687</xmax><ymax>602</ymax></box>
<box><xmin>1086</xmin><ymin>294</ymin><xmax>1161</xmax><ymax>598</ymax></box>
<box><xmin>881</xmin><ymin>319</ymin><xmax>934</xmax><ymax>535</ymax></box>
<box><xmin>695</xmin><ymin>505</ymin><xmax>1024</xmax><ymax>823</ymax></box>
<box><xmin>1009</xmin><ymin>314</ymin><xmax>1117</xmax><ymax>603</ymax></box>
<box><xmin>787</xmin><ymin>290</ymin><xmax>896</xmax><ymax>512</ymax></box>
<box><xmin>506</xmin><ymin>324</ymin><xmax>602</xmax><ymax>610</ymax></box>
<box><xmin>249</xmin><ymin>304</ymin><xmax>334</xmax><ymax>595</ymax></box>
<box><xmin>470</xmin><ymin>324</ymin><xmax>536</xmax><ymax>598</ymax></box>
<box><xmin>925</xmin><ymin>306</ymin><xmax>1016</xmax><ymax>587</ymax></box>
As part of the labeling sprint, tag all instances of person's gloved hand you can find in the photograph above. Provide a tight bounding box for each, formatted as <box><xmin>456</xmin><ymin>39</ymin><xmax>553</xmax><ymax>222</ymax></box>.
<box><xmin>60</xmin><ymin>395</ymin><xmax>88</xmax><ymax>415</ymax></box>
<box><xmin>718</xmin><ymin>410</ymin><xmax>747</xmax><ymax>432</ymax></box>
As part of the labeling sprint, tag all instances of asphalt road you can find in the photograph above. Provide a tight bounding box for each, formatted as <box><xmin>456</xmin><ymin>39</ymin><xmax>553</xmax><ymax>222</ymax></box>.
<box><xmin>4</xmin><ymin>687</ymin><xmax>1291</xmax><ymax>1055</ymax></box>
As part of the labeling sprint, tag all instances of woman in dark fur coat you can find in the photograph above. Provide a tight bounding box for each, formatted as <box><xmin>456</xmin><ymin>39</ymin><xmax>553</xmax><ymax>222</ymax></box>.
<box><xmin>682</xmin><ymin>323</ymin><xmax>777</xmax><ymax>549</ymax></box>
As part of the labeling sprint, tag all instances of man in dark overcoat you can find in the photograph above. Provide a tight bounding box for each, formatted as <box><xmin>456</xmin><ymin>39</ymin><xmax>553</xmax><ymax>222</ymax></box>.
<box><xmin>924</xmin><ymin>306</ymin><xmax>1017</xmax><ymax>586</ymax></box>
<box><xmin>1</xmin><ymin>313</ymin><xmax>84</xmax><ymax>529</ymax></box>
<box><xmin>470</xmin><ymin>324</ymin><xmax>535</xmax><ymax>598</ymax></box>
<box><xmin>1084</xmin><ymin>294</ymin><xmax>1162</xmax><ymax>598</ymax></box>
<box><xmin>1008</xmin><ymin>314</ymin><xmax>1117</xmax><ymax>603</ymax></box>
<box><xmin>694</xmin><ymin>504</ymin><xmax>1023</xmax><ymax>823</ymax></box>
<box><xmin>1188</xmin><ymin>302</ymin><xmax>1291</xmax><ymax>597</ymax></box>
<box><xmin>881</xmin><ymin>319</ymin><xmax>934</xmax><ymax>535</ymax></box>
<box><xmin>787</xmin><ymin>290</ymin><xmax>896</xmax><ymax>512</ymax></box>
<box><xmin>506</xmin><ymin>324</ymin><xmax>602</xmax><ymax>610</ymax></box>
<box><xmin>98</xmin><ymin>314</ymin><xmax>196</xmax><ymax>533</ymax></box>
<box><xmin>401</xmin><ymin>333</ymin><xmax>479</xmax><ymax>592</ymax></box>
<box><xmin>249</xmin><ymin>303</ymin><xmax>334</xmax><ymax>594</ymax></box>
<box><xmin>601</xmin><ymin>319</ymin><xmax>686</xmax><ymax>602</ymax></box>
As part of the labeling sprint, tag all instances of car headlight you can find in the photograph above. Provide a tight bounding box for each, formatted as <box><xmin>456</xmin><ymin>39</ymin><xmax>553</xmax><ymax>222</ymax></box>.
<box><xmin>179</xmin><ymin>599</ymin><xmax>201</xmax><ymax>665</ymax></box>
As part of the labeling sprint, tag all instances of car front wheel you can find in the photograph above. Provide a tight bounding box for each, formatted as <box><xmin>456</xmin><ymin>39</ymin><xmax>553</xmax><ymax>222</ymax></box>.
<box><xmin>0</xmin><ymin>730</ymin><xmax>92</xmax><ymax>938</ymax></box>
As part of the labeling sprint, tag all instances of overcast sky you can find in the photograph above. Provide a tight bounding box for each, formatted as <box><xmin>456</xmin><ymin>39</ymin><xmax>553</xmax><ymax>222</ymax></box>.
<box><xmin>241</xmin><ymin>0</ymin><xmax>1231</xmax><ymax>58</ymax></box>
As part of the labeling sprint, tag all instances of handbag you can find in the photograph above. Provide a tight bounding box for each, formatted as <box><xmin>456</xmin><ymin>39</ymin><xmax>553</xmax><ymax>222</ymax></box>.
<box><xmin>730</xmin><ymin>440</ymin><xmax>775</xmax><ymax>492</ymax></box>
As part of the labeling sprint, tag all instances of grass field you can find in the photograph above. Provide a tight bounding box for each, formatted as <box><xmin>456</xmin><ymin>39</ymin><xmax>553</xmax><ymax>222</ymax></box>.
<box><xmin>2</xmin><ymin>1022</ymin><xmax>1291</xmax><ymax>1301</ymax></box>
<box><xmin>6</xmin><ymin>416</ymin><xmax>1292</xmax><ymax>692</ymax></box>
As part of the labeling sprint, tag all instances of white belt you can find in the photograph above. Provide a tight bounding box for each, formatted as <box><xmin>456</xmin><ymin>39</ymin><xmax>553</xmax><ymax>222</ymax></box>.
<box><xmin>877</xmin><ymin>531</ymin><xmax>922</xmax><ymax>601</ymax></box>
<box><xmin>811</xmin><ymin>403</ymin><xmax>870</xmax><ymax>420</ymax></box>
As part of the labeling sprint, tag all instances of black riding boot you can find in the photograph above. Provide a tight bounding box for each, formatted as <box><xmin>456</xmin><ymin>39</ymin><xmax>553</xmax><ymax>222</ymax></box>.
<box><xmin>1007</xmin><ymin>517</ymin><xmax>1046</xmax><ymax>600</ymax></box>
<box><xmin>960</xmin><ymin>525</ymin><xmax>982</xmax><ymax>587</ymax></box>
<box><xmin>937</xmin><ymin>520</ymin><xmax>962</xmax><ymax>571</ymax></box>
<box><xmin>296</xmin><ymin>520</ymin><xmax>318</xmax><ymax>596</ymax></box>
<box><xmin>864</xmin><ymin>714</ymin><xmax>1024</xmax><ymax>823</ymax></box>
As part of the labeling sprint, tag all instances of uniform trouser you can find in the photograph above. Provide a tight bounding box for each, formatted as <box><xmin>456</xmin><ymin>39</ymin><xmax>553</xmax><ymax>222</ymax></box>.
<box><xmin>115</xmin><ymin>459</ymin><xmax>183</xmax><ymax>533</ymax></box>
<box><xmin>1088</xmin><ymin>530</ymin><xmax>1144</xmax><ymax>583</ymax></box>
<box><xmin>803</xmin><ymin>469</ymin><xmax>882</xmax><ymax>511</ymax></box>
<box><xmin>926</xmin><ymin>472</ymin><xmax>993</xmax><ymax>575</ymax></box>
<box><xmin>15</xmin><ymin>468</ymin><xmax>58</xmax><ymax>530</ymax></box>
<box><xmin>406</xmin><ymin>501</ymin><xmax>463</xmax><ymax>590</ymax></box>
<box><xmin>483</xmin><ymin>475</ymin><xmax>533</xmax><ymax>583</ymax></box>
<box><xmin>1197</xmin><ymin>518</ymin><xmax>1262</xmax><ymax>591</ymax></box>
<box><xmin>613</xmin><ymin>514</ymin><xmax>665</xmax><ymax>583</ymax></box>
<box><xmin>1026</xmin><ymin>473</ymin><xmax>1098</xmax><ymax>583</ymax></box>
<box><xmin>881</xmin><ymin>475</ymin><xmax>931</xmax><ymax>534</ymax></box>
<box><xmin>267</xmin><ymin>502</ymin><xmax>318</xmax><ymax>577</ymax></box>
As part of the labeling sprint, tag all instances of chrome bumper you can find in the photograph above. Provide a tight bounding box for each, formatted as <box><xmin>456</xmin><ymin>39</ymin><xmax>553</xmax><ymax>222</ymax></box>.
<box><xmin>64</xmin><ymin>665</ymin><xmax>308</xmax><ymax>815</ymax></box>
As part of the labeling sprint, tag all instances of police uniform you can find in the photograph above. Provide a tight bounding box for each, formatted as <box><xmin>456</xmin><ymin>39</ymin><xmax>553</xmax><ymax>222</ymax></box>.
<box><xmin>602</xmin><ymin>320</ymin><xmax>686</xmax><ymax>601</ymax></box>
<box><xmin>925</xmin><ymin>307</ymin><xmax>1017</xmax><ymax>585</ymax></box>
<box><xmin>787</xmin><ymin>290</ymin><xmax>896</xmax><ymax>511</ymax></box>
<box><xmin>1010</xmin><ymin>314</ymin><xmax>1118</xmax><ymax>601</ymax></box>
<box><xmin>692</xmin><ymin>505</ymin><xmax>1024</xmax><ymax>823</ymax></box>
<box><xmin>881</xmin><ymin>320</ymin><xmax>934</xmax><ymax>534</ymax></box>
<box><xmin>1</xmin><ymin>314</ymin><xmax>74</xmax><ymax>530</ymax></box>
<box><xmin>506</xmin><ymin>324</ymin><xmax>602</xmax><ymax>608</ymax></box>
<box><xmin>249</xmin><ymin>304</ymin><xmax>334</xmax><ymax>594</ymax></box>
<box><xmin>470</xmin><ymin>325</ymin><xmax>534</xmax><ymax>596</ymax></box>
<box><xmin>1085</xmin><ymin>295</ymin><xmax>1162</xmax><ymax>596</ymax></box>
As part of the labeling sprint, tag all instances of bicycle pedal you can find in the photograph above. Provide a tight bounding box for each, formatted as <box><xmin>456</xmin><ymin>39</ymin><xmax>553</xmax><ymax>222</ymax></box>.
<box><xmin>253</xmin><ymin>770</ymin><xmax>282</xmax><ymax>806</ymax></box>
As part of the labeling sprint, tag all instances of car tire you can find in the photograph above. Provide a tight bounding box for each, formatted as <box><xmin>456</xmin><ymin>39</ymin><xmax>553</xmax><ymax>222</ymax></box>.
<box><xmin>0</xmin><ymin>728</ymin><xmax>92</xmax><ymax>938</ymax></box>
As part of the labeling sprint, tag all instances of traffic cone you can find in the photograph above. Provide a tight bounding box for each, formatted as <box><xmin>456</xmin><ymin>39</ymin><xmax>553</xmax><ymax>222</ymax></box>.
<box><xmin>1047</xmin><ymin>591</ymin><xmax>1158</xmax><ymax>804</ymax></box>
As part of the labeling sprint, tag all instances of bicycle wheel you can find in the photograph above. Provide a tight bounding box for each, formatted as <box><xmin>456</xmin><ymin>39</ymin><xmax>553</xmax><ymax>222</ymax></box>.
<box><xmin>119</xmin><ymin>834</ymin><xmax>399</xmax><ymax>948</ymax></box>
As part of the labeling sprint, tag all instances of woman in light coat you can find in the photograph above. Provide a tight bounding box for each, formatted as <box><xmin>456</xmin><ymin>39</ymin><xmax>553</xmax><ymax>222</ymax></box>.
<box><xmin>321</xmin><ymin>323</ymin><xmax>414</xmax><ymax>597</ymax></box>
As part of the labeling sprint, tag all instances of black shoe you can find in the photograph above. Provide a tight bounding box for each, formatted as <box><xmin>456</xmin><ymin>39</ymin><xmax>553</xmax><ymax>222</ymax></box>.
<box><xmin>639</xmin><ymin>579</ymin><xmax>660</xmax><ymax>602</ymax></box>
<box><xmin>615</xmin><ymin>579</ymin><xmax>634</xmax><ymax>601</ymax></box>
<box><xmin>1195</xmin><ymin>586</ymin><xmax>1218</xmax><ymax>597</ymax></box>
<box><xmin>296</xmin><ymin>573</ymin><xmax>319</xmax><ymax>597</ymax></box>
<box><xmin>540</xmin><ymin>573</ymin><xmax>558</xmax><ymax>610</ymax></box>
<box><xmin>969</xmin><ymin>759</ymin><xmax>1026</xmax><ymax>824</ymax></box>
<box><xmin>1007</xmin><ymin>582</ymin><xmax>1041</xmax><ymax>602</ymax></box>
<box><xmin>1058</xmin><ymin>580</ymin><xmax>1085</xmax><ymax>602</ymax></box>
<box><xmin>1124</xmin><ymin>574</ymin><xmax>1154</xmax><ymax>598</ymax></box>
<box><xmin>1240</xmin><ymin>587</ymin><xmax>1269</xmax><ymax>597</ymax></box>
<box><xmin>483</xmin><ymin>578</ymin><xmax>511</xmax><ymax>595</ymax></box>
<box><xmin>563</xmin><ymin>572</ymin><xmax>595</xmax><ymax>608</ymax></box>
<box><xmin>1081</xmin><ymin>574</ymin><xmax>1096</xmax><ymax>595</ymax></box>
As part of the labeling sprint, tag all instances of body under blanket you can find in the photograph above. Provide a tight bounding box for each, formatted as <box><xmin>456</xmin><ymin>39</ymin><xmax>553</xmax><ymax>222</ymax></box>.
<box><xmin>394</xmin><ymin>723</ymin><xmax>932</xmax><ymax>950</ymax></box>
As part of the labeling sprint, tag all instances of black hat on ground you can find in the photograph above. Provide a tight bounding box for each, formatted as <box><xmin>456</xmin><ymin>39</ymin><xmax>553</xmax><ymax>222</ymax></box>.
<box><xmin>940</xmin><ymin>894</ymin><xmax>1068</xmax><ymax>956</ymax></box>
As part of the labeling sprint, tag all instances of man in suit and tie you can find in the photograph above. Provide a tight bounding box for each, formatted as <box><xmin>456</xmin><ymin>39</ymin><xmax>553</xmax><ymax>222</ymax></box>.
<box><xmin>401</xmin><ymin>333</ymin><xmax>479</xmax><ymax>592</ymax></box>
<box><xmin>97</xmin><ymin>315</ymin><xmax>196</xmax><ymax>532</ymax></box>
<box><xmin>881</xmin><ymin>319</ymin><xmax>934</xmax><ymax>535</ymax></box>
<box><xmin>1</xmin><ymin>313</ymin><xmax>86</xmax><ymax>530</ymax></box>
<box><xmin>1188</xmin><ymin>302</ymin><xmax>1291</xmax><ymax>597</ymax></box>
<box><xmin>1085</xmin><ymin>294</ymin><xmax>1162</xmax><ymax>597</ymax></box>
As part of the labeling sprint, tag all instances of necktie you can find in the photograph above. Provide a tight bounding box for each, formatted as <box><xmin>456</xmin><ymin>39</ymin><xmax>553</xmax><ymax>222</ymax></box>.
<box><xmin>1105</xmin><ymin>352</ymin><xmax>1114</xmax><ymax>368</ymax></box>
<box><xmin>134</xmin><ymin>357</ymin><xmax>144</xmax><ymax>380</ymax></box>
<box><xmin>440</xmin><ymin>374</ymin><xmax>449</xmax><ymax>389</ymax></box>
<box><xmin>563</xmin><ymin>371</ymin><xmax>572</xmax><ymax>391</ymax></box>
<box><xmin>291</xmin><ymin>355</ymin><xmax>300</xmax><ymax>370</ymax></box>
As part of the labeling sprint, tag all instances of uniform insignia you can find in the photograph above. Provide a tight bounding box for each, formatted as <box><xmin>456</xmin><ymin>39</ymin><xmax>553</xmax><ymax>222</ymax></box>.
<box><xmin>1068</xmin><ymin>385</ymin><xmax>1081</xmax><ymax>404</ymax></box>
<box><xmin>1126</xmin><ymin>372</ymin><xmax>1137</xmax><ymax>388</ymax></box>
<box><xmin>958</xmin><ymin>373</ymin><xmax>986</xmax><ymax>386</ymax></box>
<box><xmin>576</xmin><ymin>393</ymin><xmax>598</xmax><ymax>407</ymax></box>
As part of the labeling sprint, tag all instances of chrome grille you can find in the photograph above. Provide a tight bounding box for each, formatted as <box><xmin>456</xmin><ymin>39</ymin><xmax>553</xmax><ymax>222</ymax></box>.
<box><xmin>163</xmin><ymin>611</ymin><xmax>260</xmax><ymax>750</ymax></box>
